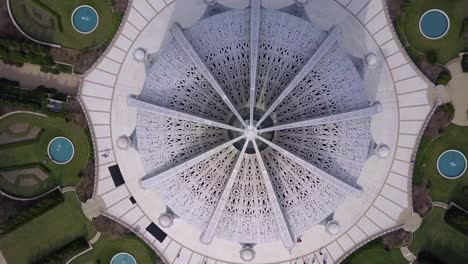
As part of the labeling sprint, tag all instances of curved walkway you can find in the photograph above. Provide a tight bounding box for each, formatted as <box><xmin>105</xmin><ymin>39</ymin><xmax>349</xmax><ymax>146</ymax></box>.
<box><xmin>432</xmin><ymin>201</ymin><xmax>449</xmax><ymax>209</ymax></box>
<box><xmin>446</xmin><ymin>58</ymin><xmax>468</xmax><ymax>126</ymax></box>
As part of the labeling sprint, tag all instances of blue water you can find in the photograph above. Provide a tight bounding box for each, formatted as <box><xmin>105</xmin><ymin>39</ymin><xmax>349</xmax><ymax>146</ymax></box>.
<box><xmin>48</xmin><ymin>137</ymin><xmax>74</xmax><ymax>164</ymax></box>
<box><xmin>438</xmin><ymin>150</ymin><xmax>466</xmax><ymax>178</ymax></box>
<box><xmin>111</xmin><ymin>253</ymin><xmax>137</xmax><ymax>264</ymax></box>
<box><xmin>420</xmin><ymin>10</ymin><xmax>449</xmax><ymax>38</ymax></box>
<box><xmin>72</xmin><ymin>6</ymin><xmax>98</xmax><ymax>33</ymax></box>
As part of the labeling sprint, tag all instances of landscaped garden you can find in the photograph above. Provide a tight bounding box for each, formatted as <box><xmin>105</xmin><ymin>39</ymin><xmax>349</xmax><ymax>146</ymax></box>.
<box><xmin>390</xmin><ymin>0</ymin><xmax>468</xmax><ymax>83</ymax></box>
<box><xmin>71</xmin><ymin>234</ymin><xmax>157</xmax><ymax>264</ymax></box>
<box><xmin>9</xmin><ymin>0</ymin><xmax>121</xmax><ymax>51</ymax></box>
<box><xmin>413</xmin><ymin>124</ymin><xmax>468</xmax><ymax>205</ymax></box>
<box><xmin>0</xmin><ymin>192</ymin><xmax>95</xmax><ymax>264</ymax></box>
<box><xmin>409</xmin><ymin>207</ymin><xmax>468</xmax><ymax>264</ymax></box>
<box><xmin>395</xmin><ymin>0</ymin><xmax>468</xmax><ymax>65</ymax></box>
<box><xmin>343</xmin><ymin>239</ymin><xmax>407</xmax><ymax>264</ymax></box>
<box><xmin>0</xmin><ymin>112</ymin><xmax>90</xmax><ymax>197</ymax></box>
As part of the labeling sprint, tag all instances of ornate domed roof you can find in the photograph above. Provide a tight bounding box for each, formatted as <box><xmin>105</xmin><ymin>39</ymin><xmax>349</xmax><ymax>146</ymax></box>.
<box><xmin>130</xmin><ymin>4</ymin><xmax>379</xmax><ymax>247</ymax></box>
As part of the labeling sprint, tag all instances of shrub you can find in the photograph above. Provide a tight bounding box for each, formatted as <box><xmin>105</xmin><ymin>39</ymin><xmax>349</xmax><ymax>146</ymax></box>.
<box><xmin>426</xmin><ymin>50</ymin><xmax>438</xmax><ymax>64</ymax></box>
<box><xmin>40</xmin><ymin>65</ymin><xmax>60</xmax><ymax>75</ymax></box>
<box><xmin>444</xmin><ymin>205</ymin><xmax>468</xmax><ymax>236</ymax></box>
<box><xmin>32</xmin><ymin>237</ymin><xmax>89</xmax><ymax>264</ymax></box>
<box><xmin>440</xmin><ymin>103</ymin><xmax>455</xmax><ymax>115</ymax></box>
<box><xmin>417</xmin><ymin>251</ymin><xmax>446</xmax><ymax>264</ymax></box>
<box><xmin>0</xmin><ymin>190</ymin><xmax>64</xmax><ymax>234</ymax></box>
<box><xmin>436</xmin><ymin>70</ymin><xmax>452</xmax><ymax>85</ymax></box>
<box><xmin>462</xmin><ymin>54</ymin><xmax>468</xmax><ymax>73</ymax></box>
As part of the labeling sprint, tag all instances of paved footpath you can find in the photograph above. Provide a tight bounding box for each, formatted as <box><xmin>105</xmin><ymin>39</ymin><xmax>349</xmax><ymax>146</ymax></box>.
<box><xmin>0</xmin><ymin>61</ymin><xmax>80</xmax><ymax>95</ymax></box>
<box><xmin>0</xmin><ymin>249</ymin><xmax>7</xmax><ymax>264</ymax></box>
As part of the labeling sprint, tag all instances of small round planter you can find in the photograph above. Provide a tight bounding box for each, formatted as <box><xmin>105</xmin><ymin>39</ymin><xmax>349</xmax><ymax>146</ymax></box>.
<box><xmin>436</xmin><ymin>150</ymin><xmax>467</xmax><ymax>179</ymax></box>
<box><xmin>419</xmin><ymin>9</ymin><xmax>450</xmax><ymax>40</ymax></box>
<box><xmin>71</xmin><ymin>5</ymin><xmax>99</xmax><ymax>34</ymax></box>
<box><xmin>47</xmin><ymin>137</ymin><xmax>75</xmax><ymax>165</ymax></box>
<box><xmin>110</xmin><ymin>252</ymin><xmax>137</xmax><ymax>264</ymax></box>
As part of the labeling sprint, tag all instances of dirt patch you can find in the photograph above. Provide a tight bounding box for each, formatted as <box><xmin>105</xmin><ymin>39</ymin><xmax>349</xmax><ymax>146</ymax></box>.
<box><xmin>423</xmin><ymin>104</ymin><xmax>454</xmax><ymax>140</ymax></box>
<box><xmin>382</xmin><ymin>228</ymin><xmax>413</xmax><ymax>248</ymax></box>
<box><xmin>113</xmin><ymin>0</ymin><xmax>128</xmax><ymax>15</ymax></box>
<box><xmin>386</xmin><ymin>0</ymin><xmax>404</xmax><ymax>19</ymax></box>
<box><xmin>92</xmin><ymin>215</ymin><xmax>132</xmax><ymax>239</ymax></box>
<box><xmin>0</xmin><ymin>0</ymin><xmax>25</xmax><ymax>40</ymax></box>
<box><xmin>50</xmin><ymin>45</ymin><xmax>107</xmax><ymax>74</ymax></box>
<box><xmin>416</xmin><ymin>57</ymin><xmax>446</xmax><ymax>83</ymax></box>
<box><xmin>65</xmin><ymin>97</ymin><xmax>89</xmax><ymax>129</ymax></box>
<box><xmin>413</xmin><ymin>180</ymin><xmax>433</xmax><ymax>217</ymax></box>
<box><xmin>76</xmin><ymin>159</ymin><xmax>95</xmax><ymax>202</ymax></box>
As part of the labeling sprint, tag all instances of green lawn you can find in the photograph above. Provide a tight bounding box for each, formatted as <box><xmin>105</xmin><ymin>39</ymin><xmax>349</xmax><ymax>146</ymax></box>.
<box><xmin>410</xmin><ymin>207</ymin><xmax>468</xmax><ymax>264</ymax></box>
<box><xmin>342</xmin><ymin>239</ymin><xmax>406</xmax><ymax>264</ymax></box>
<box><xmin>0</xmin><ymin>192</ymin><xmax>95</xmax><ymax>264</ymax></box>
<box><xmin>396</xmin><ymin>0</ymin><xmax>468</xmax><ymax>64</ymax></box>
<box><xmin>0</xmin><ymin>113</ymin><xmax>90</xmax><ymax>197</ymax></box>
<box><xmin>71</xmin><ymin>234</ymin><xmax>157</xmax><ymax>264</ymax></box>
<box><xmin>412</xmin><ymin>124</ymin><xmax>468</xmax><ymax>205</ymax></box>
<box><xmin>9</xmin><ymin>0</ymin><xmax>121</xmax><ymax>50</ymax></box>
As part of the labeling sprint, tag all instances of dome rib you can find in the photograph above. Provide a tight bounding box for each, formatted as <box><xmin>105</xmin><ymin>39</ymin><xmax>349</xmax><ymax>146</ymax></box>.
<box><xmin>131</xmin><ymin>5</ymin><xmax>379</xmax><ymax>246</ymax></box>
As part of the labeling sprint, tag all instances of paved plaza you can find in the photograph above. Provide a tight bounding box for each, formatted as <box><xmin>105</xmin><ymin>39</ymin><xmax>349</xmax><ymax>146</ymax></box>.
<box><xmin>79</xmin><ymin>0</ymin><xmax>434</xmax><ymax>263</ymax></box>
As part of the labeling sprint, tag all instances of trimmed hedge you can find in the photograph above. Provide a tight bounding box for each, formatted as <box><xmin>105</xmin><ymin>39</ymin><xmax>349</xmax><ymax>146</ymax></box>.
<box><xmin>32</xmin><ymin>237</ymin><xmax>89</xmax><ymax>264</ymax></box>
<box><xmin>0</xmin><ymin>38</ymin><xmax>54</xmax><ymax>67</ymax></box>
<box><xmin>444</xmin><ymin>205</ymin><xmax>468</xmax><ymax>236</ymax></box>
<box><xmin>417</xmin><ymin>251</ymin><xmax>446</xmax><ymax>264</ymax></box>
<box><xmin>31</xmin><ymin>0</ymin><xmax>63</xmax><ymax>32</ymax></box>
<box><xmin>462</xmin><ymin>54</ymin><xmax>468</xmax><ymax>73</ymax></box>
<box><xmin>436</xmin><ymin>70</ymin><xmax>452</xmax><ymax>85</ymax></box>
<box><xmin>0</xmin><ymin>190</ymin><xmax>64</xmax><ymax>235</ymax></box>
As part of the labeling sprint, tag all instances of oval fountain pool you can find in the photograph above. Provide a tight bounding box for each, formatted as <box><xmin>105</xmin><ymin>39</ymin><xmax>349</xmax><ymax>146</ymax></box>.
<box><xmin>437</xmin><ymin>150</ymin><xmax>466</xmax><ymax>179</ymax></box>
<box><xmin>71</xmin><ymin>5</ymin><xmax>99</xmax><ymax>34</ymax></box>
<box><xmin>419</xmin><ymin>9</ymin><xmax>450</xmax><ymax>40</ymax></box>
<box><xmin>48</xmin><ymin>137</ymin><xmax>75</xmax><ymax>164</ymax></box>
<box><xmin>110</xmin><ymin>252</ymin><xmax>137</xmax><ymax>264</ymax></box>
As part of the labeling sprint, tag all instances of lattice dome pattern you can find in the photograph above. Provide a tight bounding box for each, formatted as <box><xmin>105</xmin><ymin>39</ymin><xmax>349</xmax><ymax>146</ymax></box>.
<box><xmin>130</xmin><ymin>2</ymin><xmax>378</xmax><ymax>247</ymax></box>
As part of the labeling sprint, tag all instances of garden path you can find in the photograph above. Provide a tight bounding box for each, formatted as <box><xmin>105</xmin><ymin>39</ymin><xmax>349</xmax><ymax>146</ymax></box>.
<box><xmin>400</xmin><ymin>246</ymin><xmax>416</xmax><ymax>262</ymax></box>
<box><xmin>447</xmin><ymin>58</ymin><xmax>468</xmax><ymax>126</ymax></box>
<box><xmin>0</xmin><ymin>249</ymin><xmax>6</xmax><ymax>264</ymax></box>
<box><xmin>0</xmin><ymin>61</ymin><xmax>80</xmax><ymax>95</ymax></box>
<box><xmin>0</xmin><ymin>125</ymin><xmax>40</xmax><ymax>144</ymax></box>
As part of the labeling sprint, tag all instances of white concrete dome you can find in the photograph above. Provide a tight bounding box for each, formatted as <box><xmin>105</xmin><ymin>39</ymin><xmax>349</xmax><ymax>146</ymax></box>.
<box><xmin>377</xmin><ymin>144</ymin><xmax>391</xmax><ymax>158</ymax></box>
<box><xmin>132</xmin><ymin>5</ymin><xmax>380</xmax><ymax>247</ymax></box>
<box><xmin>116</xmin><ymin>135</ymin><xmax>131</xmax><ymax>150</ymax></box>
<box><xmin>365</xmin><ymin>53</ymin><xmax>378</xmax><ymax>67</ymax></box>
<box><xmin>240</xmin><ymin>247</ymin><xmax>256</xmax><ymax>262</ymax></box>
<box><xmin>133</xmin><ymin>48</ymin><xmax>147</xmax><ymax>62</ymax></box>
<box><xmin>326</xmin><ymin>221</ymin><xmax>341</xmax><ymax>235</ymax></box>
<box><xmin>158</xmin><ymin>213</ymin><xmax>174</xmax><ymax>228</ymax></box>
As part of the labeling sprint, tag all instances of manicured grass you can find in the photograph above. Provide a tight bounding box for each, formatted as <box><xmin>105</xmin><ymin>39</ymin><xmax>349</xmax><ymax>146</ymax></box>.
<box><xmin>412</xmin><ymin>124</ymin><xmax>468</xmax><ymax>205</ymax></box>
<box><xmin>0</xmin><ymin>113</ymin><xmax>90</xmax><ymax>197</ymax></box>
<box><xmin>409</xmin><ymin>207</ymin><xmax>468</xmax><ymax>264</ymax></box>
<box><xmin>396</xmin><ymin>0</ymin><xmax>468</xmax><ymax>64</ymax></box>
<box><xmin>71</xmin><ymin>234</ymin><xmax>157</xmax><ymax>264</ymax></box>
<box><xmin>0</xmin><ymin>192</ymin><xmax>95</xmax><ymax>264</ymax></box>
<box><xmin>343</xmin><ymin>239</ymin><xmax>406</xmax><ymax>264</ymax></box>
<box><xmin>9</xmin><ymin>0</ymin><xmax>120</xmax><ymax>50</ymax></box>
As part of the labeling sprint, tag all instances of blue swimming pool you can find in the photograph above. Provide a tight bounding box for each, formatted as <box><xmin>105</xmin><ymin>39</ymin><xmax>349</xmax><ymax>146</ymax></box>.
<box><xmin>71</xmin><ymin>5</ymin><xmax>99</xmax><ymax>34</ymax></box>
<box><xmin>111</xmin><ymin>252</ymin><xmax>137</xmax><ymax>264</ymax></box>
<box><xmin>419</xmin><ymin>9</ymin><xmax>450</xmax><ymax>40</ymax></box>
<box><xmin>437</xmin><ymin>150</ymin><xmax>466</xmax><ymax>179</ymax></box>
<box><xmin>48</xmin><ymin>137</ymin><xmax>74</xmax><ymax>164</ymax></box>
